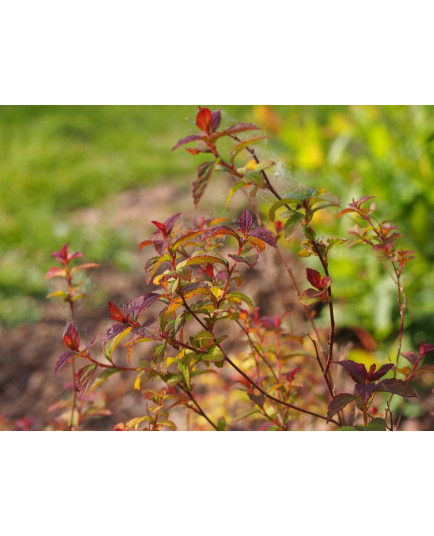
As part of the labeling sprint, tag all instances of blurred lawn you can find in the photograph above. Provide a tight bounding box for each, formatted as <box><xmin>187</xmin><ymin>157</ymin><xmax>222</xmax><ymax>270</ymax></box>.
<box><xmin>0</xmin><ymin>105</ymin><xmax>253</xmax><ymax>324</ymax></box>
<box><xmin>1</xmin><ymin>105</ymin><xmax>433</xmax><ymax>351</ymax></box>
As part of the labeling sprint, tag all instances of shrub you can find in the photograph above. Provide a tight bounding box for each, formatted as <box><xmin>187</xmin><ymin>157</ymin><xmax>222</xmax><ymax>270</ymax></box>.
<box><xmin>46</xmin><ymin>107</ymin><xmax>433</xmax><ymax>431</ymax></box>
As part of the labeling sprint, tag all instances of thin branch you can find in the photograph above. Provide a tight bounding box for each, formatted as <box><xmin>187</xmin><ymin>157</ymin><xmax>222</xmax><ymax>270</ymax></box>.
<box><xmin>235</xmin><ymin>318</ymin><xmax>279</xmax><ymax>382</ymax></box>
<box><xmin>179</xmin><ymin>385</ymin><xmax>219</xmax><ymax>431</ymax></box>
<box><xmin>179</xmin><ymin>296</ymin><xmax>338</xmax><ymax>425</ymax></box>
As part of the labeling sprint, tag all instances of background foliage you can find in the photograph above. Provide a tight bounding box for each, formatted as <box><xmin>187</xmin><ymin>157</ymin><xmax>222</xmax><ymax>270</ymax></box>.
<box><xmin>1</xmin><ymin>105</ymin><xmax>433</xmax><ymax>354</ymax></box>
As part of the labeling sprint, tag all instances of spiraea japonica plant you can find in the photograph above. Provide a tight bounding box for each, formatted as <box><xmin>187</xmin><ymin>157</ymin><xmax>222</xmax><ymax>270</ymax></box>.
<box><xmin>46</xmin><ymin>106</ymin><xmax>434</xmax><ymax>431</ymax></box>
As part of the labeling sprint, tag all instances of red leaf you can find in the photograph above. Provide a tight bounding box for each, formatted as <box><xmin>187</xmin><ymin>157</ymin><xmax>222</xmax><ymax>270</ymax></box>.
<box><xmin>63</xmin><ymin>322</ymin><xmax>80</xmax><ymax>351</ymax></box>
<box><xmin>151</xmin><ymin>220</ymin><xmax>167</xmax><ymax>237</ymax></box>
<box><xmin>139</xmin><ymin>239</ymin><xmax>153</xmax><ymax>251</ymax></box>
<box><xmin>171</xmin><ymin>134</ymin><xmax>203</xmax><ymax>152</ymax></box>
<box><xmin>419</xmin><ymin>341</ymin><xmax>434</xmax><ymax>357</ymax></box>
<box><xmin>196</xmin><ymin>107</ymin><xmax>213</xmax><ymax>133</ymax></box>
<box><xmin>54</xmin><ymin>351</ymin><xmax>75</xmax><ymax>375</ymax></box>
<box><xmin>306</xmin><ymin>268</ymin><xmax>322</xmax><ymax>290</ymax></box>
<box><xmin>336</xmin><ymin>360</ymin><xmax>368</xmax><ymax>384</ymax></box>
<box><xmin>327</xmin><ymin>393</ymin><xmax>358</xmax><ymax>423</ymax></box>
<box><xmin>108</xmin><ymin>301</ymin><xmax>127</xmax><ymax>323</ymax></box>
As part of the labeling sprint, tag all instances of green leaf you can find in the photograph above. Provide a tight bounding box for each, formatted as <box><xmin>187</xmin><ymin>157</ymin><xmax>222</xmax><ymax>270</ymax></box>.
<box><xmin>90</xmin><ymin>368</ymin><xmax>122</xmax><ymax>393</ymax></box>
<box><xmin>104</xmin><ymin>326</ymin><xmax>132</xmax><ymax>362</ymax></box>
<box><xmin>218</xmin><ymin>416</ymin><xmax>226</xmax><ymax>431</ymax></box>
<box><xmin>358</xmin><ymin>418</ymin><xmax>387</xmax><ymax>431</ymax></box>
<box><xmin>145</xmin><ymin>254</ymin><xmax>171</xmax><ymax>284</ymax></box>
<box><xmin>178</xmin><ymin>355</ymin><xmax>191</xmax><ymax>390</ymax></box>
<box><xmin>269</xmin><ymin>187</ymin><xmax>319</xmax><ymax>221</ymax></box>
<box><xmin>152</xmin><ymin>342</ymin><xmax>167</xmax><ymax>373</ymax></box>
<box><xmin>298</xmin><ymin>289</ymin><xmax>322</xmax><ymax>306</ymax></box>
<box><xmin>171</xmin><ymin>230</ymin><xmax>208</xmax><ymax>251</ymax></box>
<box><xmin>225</xmin><ymin>292</ymin><xmax>254</xmax><ymax>311</ymax></box>
<box><xmin>164</xmin><ymin>373</ymin><xmax>182</xmax><ymax>387</ymax></box>
<box><xmin>226</xmin><ymin>181</ymin><xmax>248</xmax><ymax>210</ymax></box>
<box><xmin>163</xmin><ymin>288</ymin><xmax>216</xmax><ymax>322</ymax></box>
<box><xmin>184</xmin><ymin>254</ymin><xmax>229</xmax><ymax>269</ymax></box>
<box><xmin>244</xmin><ymin>170</ymin><xmax>265</xmax><ymax>187</ymax></box>
<box><xmin>159</xmin><ymin>420</ymin><xmax>177</xmax><ymax>431</ymax></box>
<box><xmin>336</xmin><ymin>426</ymin><xmax>357</xmax><ymax>431</ymax></box>
<box><xmin>254</xmin><ymin>160</ymin><xmax>275</xmax><ymax>172</ymax></box>
<box><xmin>230</xmin><ymin>135</ymin><xmax>269</xmax><ymax>162</ymax></box>
<box><xmin>283</xmin><ymin>211</ymin><xmax>303</xmax><ymax>240</ymax></box>
<box><xmin>201</xmin><ymin>345</ymin><xmax>225</xmax><ymax>363</ymax></box>
<box><xmin>46</xmin><ymin>290</ymin><xmax>69</xmax><ymax>300</ymax></box>
<box><xmin>192</xmin><ymin>158</ymin><xmax>220</xmax><ymax>208</ymax></box>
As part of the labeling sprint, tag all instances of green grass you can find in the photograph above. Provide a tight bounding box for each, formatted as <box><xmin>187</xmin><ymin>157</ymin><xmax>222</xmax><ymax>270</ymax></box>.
<box><xmin>0</xmin><ymin>105</ymin><xmax>255</xmax><ymax>324</ymax></box>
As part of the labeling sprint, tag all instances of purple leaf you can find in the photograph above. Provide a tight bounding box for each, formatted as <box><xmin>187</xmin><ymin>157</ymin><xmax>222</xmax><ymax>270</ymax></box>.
<box><xmin>327</xmin><ymin>393</ymin><xmax>358</xmax><ymax>423</ymax></box>
<box><xmin>240</xmin><ymin>210</ymin><xmax>253</xmax><ymax>233</ymax></box>
<box><xmin>374</xmin><ymin>379</ymin><xmax>417</xmax><ymax>398</ymax></box>
<box><xmin>336</xmin><ymin>360</ymin><xmax>368</xmax><ymax>384</ymax></box>
<box><xmin>54</xmin><ymin>351</ymin><xmax>75</xmax><ymax>375</ymax></box>
<box><xmin>193</xmin><ymin>161</ymin><xmax>218</xmax><ymax>208</ymax></box>
<box><xmin>153</xmin><ymin>238</ymin><xmax>170</xmax><ymax>256</ymax></box>
<box><xmin>211</xmin><ymin>110</ymin><xmax>221</xmax><ymax>132</ymax></box>
<box><xmin>131</xmin><ymin>318</ymin><xmax>162</xmax><ymax>341</ymax></box>
<box><xmin>211</xmin><ymin>123</ymin><xmax>260</xmax><ymax>141</ymax></box>
<box><xmin>201</xmin><ymin>226</ymin><xmax>242</xmax><ymax>245</ymax></box>
<box><xmin>84</xmin><ymin>333</ymin><xmax>106</xmax><ymax>350</ymax></box>
<box><xmin>249</xmin><ymin>227</ymin><xmax>276</xmax><ymax>247</ymax></box>
<box><xmin>355</xmin><ymin>383</ymin><xmax>375</xmax><ymax>404</ymax></box>
<box><xmin>172</xmin><ymin>134</ymin><xmax>203</xmax><ymax>152</ymax></box>
<box><xmin>247</xmin><ymin>393</ymin><xmax>266</xmax><ymax>408</ymax></box>
<box><xmin>123</xmin><ymin>293</ymin><xmax>161</xmax><ymax>319</ymax></box>
<box><xmin>401</xmin><ymin>351</ymin><xmax>419</xmax><ymax>365</ymax></box>
<box><xmin>228</xmin><ymin>252</ymin><xmax>259</xmax><ymax>269</ymax></box>
<box><xmin>164</xmin><ymin>213</ymin><xmax>182</xmax><ymax>235</ymax></box>
<box><xmin>105</xmin><ymin>323</ymin><xmax>129</xmax><ymax>343</ymax></box>
<box><xmin>76</xmin><ymin>365</ymin><xmax>98</xmax><ymax>398</ymax></box>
